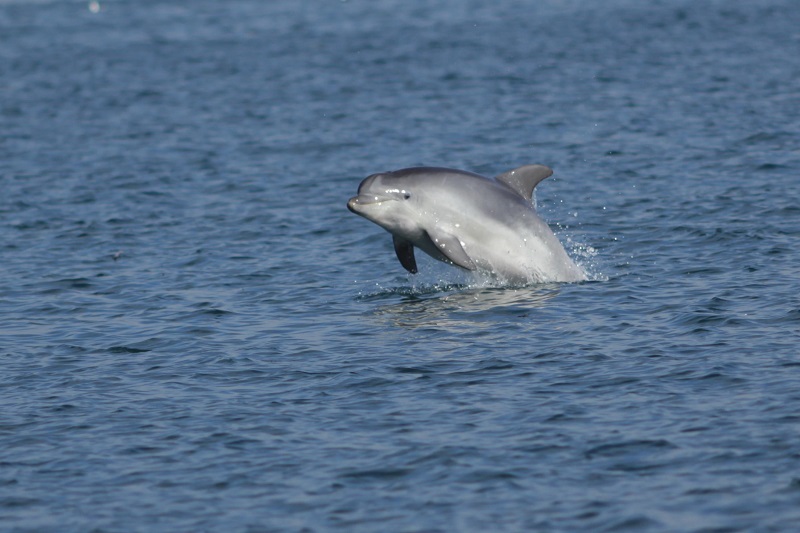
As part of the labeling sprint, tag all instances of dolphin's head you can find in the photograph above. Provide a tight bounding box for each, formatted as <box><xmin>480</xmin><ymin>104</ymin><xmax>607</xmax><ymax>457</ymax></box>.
<box><xmin>347</xmin><ymin>171</ymin><xmax>420</xmax><ymax>235</ymax></box>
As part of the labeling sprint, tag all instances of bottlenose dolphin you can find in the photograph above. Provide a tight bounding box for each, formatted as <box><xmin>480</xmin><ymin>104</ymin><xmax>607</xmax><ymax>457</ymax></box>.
<box><xmin>347</xmin><ymin>164</ymin><xmax>587</xmax><ymax>284</ymax></box>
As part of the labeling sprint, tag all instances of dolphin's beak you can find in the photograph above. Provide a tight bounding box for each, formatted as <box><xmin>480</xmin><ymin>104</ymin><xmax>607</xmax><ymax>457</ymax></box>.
<box><xmin>347</xmin><ymin>196</ymin><xmax>361</xmax><ymax>213</ymax></box>
<box><xmin>347</xmin><ymin>194</ymin><xmax>392</xmax><ymax>213</ymax></box>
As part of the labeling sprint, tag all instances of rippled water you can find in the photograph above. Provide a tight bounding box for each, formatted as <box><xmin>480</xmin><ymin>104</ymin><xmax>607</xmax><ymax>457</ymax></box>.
<box><xmin>2</xmin><ymin>0</ymin><xmax>800</xmax><ymax>531</ymax></box>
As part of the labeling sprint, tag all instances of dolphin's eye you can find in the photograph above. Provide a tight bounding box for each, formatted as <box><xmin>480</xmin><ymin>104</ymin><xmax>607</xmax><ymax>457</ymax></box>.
<box><xmin>386</xmin><ymin>188</ymin><xmax>411</xmax><ymax>200</ymax></box>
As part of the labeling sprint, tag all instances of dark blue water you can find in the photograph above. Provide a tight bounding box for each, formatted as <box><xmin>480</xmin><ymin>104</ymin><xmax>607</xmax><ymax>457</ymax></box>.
<box><xmin>2</xmin><ymin>0</ymin><xmax>800</xmax><ymax>531</ymax></box>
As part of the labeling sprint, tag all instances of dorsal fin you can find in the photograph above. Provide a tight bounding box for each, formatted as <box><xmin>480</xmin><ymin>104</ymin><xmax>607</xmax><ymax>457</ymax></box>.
<box><xmin>494</xmin><ymin>165</ymin><xmax>553</xmax><ymax>200</ymax></box>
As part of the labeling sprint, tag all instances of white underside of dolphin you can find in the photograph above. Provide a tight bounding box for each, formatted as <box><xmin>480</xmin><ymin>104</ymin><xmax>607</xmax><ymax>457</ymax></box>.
<box><xmin>347</xmin><ymin>164</ymin><xmax>587</xmax><ymax>284</ymax></box>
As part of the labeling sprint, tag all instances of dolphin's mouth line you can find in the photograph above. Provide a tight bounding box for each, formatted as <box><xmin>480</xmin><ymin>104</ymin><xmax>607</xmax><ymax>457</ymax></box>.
<box><xmin>347</xmin><ymin>195</ymin><xmax>381</xmax><ymax>214</ymax></box>
<box><xmin>349</xmin><ymin>194</ymin><xmax>393</xmax><ymax>207</ymax></box>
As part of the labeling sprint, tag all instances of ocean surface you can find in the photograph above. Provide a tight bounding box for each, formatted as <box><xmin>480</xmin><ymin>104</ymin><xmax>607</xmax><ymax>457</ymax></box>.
<box><xmin>2</xmin><ymin>0</ymin><xmax>800</xmax><ymax>531</ymax></box>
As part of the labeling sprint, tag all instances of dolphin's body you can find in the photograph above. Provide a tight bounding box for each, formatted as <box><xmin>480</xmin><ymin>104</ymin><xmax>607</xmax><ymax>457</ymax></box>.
<box><xmin>347</xmin><ymin>164</ymin><xmax>586</xmax><ymax>284</ymax></box>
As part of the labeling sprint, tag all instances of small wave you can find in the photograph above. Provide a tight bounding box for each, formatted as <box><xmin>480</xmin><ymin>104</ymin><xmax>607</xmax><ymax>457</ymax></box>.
<box><xmin>355</xmin><ymin>281</ymin><xmax>467</xmax><ymax>301</ymax></box>
<box><xmin>355</xmin><ymin>258</ymin><xmax>590</xmax><ymax>300</ymax></box>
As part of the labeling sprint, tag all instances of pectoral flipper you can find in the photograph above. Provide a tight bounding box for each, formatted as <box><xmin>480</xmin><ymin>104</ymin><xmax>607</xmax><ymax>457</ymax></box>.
<box><xmin>393</xmin><ymin>235</ymin><xmax>418</xmax><ymax>274</ymax></box>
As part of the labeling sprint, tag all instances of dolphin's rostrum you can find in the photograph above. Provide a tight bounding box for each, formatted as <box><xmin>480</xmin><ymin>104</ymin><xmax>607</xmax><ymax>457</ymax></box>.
<box><xmin>347</xmin><ymin>165</ymin><xmax>587</xmax><ymax>284</ymax></box>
